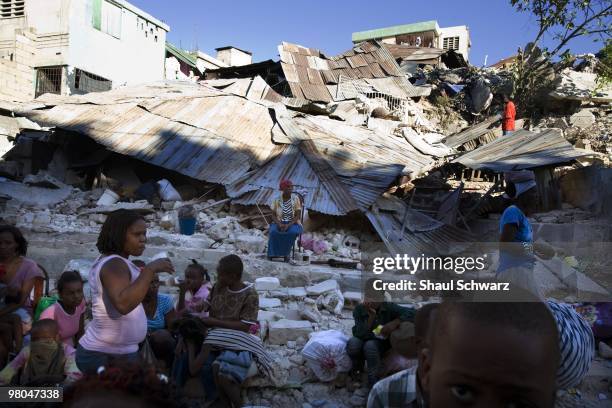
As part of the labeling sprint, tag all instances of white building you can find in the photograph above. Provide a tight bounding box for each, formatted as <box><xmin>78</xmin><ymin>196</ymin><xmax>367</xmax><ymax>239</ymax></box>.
<box><xmin>215</xmin><ymin>46</ymin><xmax>252</xmax><ymax>67</ymax></box>
<box><xmin>0</xmin><ymin>0</ymin><xmax>169</xmax><ymax>98</ymax></box>
<box><xmin>352</xmin><ymin>20</ymin><xmax>471</xmax><ymax>62</ymax></box>
<box><xmin>439</xmin><ymin>25</ymin><xmax>471</xmax><ymax>62</ymax></box>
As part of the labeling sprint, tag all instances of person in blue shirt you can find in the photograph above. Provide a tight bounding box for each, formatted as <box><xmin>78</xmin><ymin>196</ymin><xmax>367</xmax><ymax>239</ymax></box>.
<box><xmin>497</xmin><ymin>170</ymin><xmax>554</xmax><ymax>299</ymax></box>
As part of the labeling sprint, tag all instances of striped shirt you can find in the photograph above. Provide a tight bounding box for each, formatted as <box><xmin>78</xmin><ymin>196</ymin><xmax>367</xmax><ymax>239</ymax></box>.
<box><xmin>281</xmin><ymin>199</ymin><xmax>293</xmax><ymax>222</ymax></box>
<box><xmin>367</xmin><ymin>366</ymin><xmax>421</xmax><ymax>408</ymax></box>
<box><xmin>547</xmin><ymin>301</ymin><xmax>595</xmax><ymax>389</ymax></box>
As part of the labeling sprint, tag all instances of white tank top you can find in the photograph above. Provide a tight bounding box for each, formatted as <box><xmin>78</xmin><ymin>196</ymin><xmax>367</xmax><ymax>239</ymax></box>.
<box><xmin>79</xmin><ymin>255</ymin><xmax>147</xmax><ymax>354</ymax></box>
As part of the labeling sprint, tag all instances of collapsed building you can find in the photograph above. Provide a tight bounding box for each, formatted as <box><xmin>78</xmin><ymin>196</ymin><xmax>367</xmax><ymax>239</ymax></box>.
<box><xmin>0</xmin><ymin>36</ymin><xmax>611</xmax><ymax>407</ymax></box>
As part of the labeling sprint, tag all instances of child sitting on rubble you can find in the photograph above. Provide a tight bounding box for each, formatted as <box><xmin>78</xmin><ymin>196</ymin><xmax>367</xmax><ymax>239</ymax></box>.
<box><xmin>177</xmin><ymin>260</ymin><xmax>212</xmax><ymax>318</ymax></box>
<box><xmin>170</xmin><ymin>315</ymin><xmax>208</xmax><ymax>393</ymax></box>
<box><xmin>39</xmin><ymin>271</ymin><xmax>86</xmax><ymax>348</ymax></box>
<box><xmin>367</xmin><ymin>302</ymin><xmax>439</xmax><ymax>407</ymax></box>
<box><xmin>0</xmin><ymin>319</ymin><xmax>82</xmax><ymax>386</ymax></box>
<box><xmin>347</xmin><ymin>278</ymin><xmax>415</xmax><ymax>388</ymax></box>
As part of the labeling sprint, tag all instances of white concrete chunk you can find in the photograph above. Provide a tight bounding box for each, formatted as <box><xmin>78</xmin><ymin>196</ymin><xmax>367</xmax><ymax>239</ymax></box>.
<box><xmin>257</xmin><ymin>310</ymin><xmax>282</xmax><ymax>321</ymax></box>
<box><xmin>235</xmin><ymin>234</ymin><xmax>266</xmax><ymax>254</ymax></box>
<box><xmin>306</xmin><ymin>279</ymin><xmax>339</xmax><ymax>295</ymax></box>
<box><xmin>343</xmin><ymin>291</ymin><xmax>362</xmax><ymax>302</ymax></box>
<box><xmin>255</xmin><ymin>277</ymin><xmax>281</xmax><ymax>291</ymax></box>
<box><xmin>268</xmin><ymin>320</ymin><xmax>313</xmax><ymax>345</ymax></box>
<box><xmin>259</xmin><ymin>297</ymin><xmax>282</xmax><ymax>309</ymax></box>
<box><xmin>287</xmin><ymin>287</ymin><xmax>307</xmax><ymax>297</ymax></box>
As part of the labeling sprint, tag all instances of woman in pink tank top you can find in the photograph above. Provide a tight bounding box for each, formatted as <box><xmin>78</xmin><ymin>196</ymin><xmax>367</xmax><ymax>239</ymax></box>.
<box><xmin>76</xmin><ymin>210</ymin><xmax>174</xmax><ymax>375</ymax></box>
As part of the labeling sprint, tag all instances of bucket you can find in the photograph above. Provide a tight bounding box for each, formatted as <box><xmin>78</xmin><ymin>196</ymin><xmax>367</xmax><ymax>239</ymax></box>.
<box><xmin>178</xmin><ymin>217</ymin><xmax>196</xmax><ymax>236</ymax></box>
<box><xmin>96</xmin><ymin>189</ymin><xmax>119</xmax><ymax>206</ymax></box>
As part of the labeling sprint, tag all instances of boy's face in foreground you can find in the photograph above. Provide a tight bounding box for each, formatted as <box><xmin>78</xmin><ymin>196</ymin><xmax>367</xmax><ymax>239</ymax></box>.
<box><xmin>422</xmin><ymin>316</ymin><xmax>557</xmax><ymax>408</ymax></box>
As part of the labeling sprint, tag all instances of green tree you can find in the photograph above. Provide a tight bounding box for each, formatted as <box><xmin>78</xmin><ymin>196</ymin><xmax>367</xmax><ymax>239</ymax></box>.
<box><xmin>509</xmin><ymin>0</ymin><xmax>611</xmax><ymax>112</ymax></box>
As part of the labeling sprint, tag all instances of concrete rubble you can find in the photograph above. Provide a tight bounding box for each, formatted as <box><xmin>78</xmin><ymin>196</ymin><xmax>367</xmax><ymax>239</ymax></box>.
<box><xmin>0</xmin><ymin>35</ymin><xmax>610</xmax><ymax>408</ymax></box>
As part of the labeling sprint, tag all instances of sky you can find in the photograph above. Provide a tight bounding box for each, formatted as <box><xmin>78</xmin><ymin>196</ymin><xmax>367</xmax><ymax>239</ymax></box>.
<box><xmin>131</xmin><ymin>0</ymin><xmax>607</xmax><ymax>66</ymax></box>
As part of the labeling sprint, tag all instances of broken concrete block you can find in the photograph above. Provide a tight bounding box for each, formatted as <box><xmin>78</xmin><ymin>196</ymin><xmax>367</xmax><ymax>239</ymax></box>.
<box><xmin>24</xmin><ymin>173</ymin><xmax>65</xmax><ymax>189</ymax></box>
<box><xmin>259</xmin><ymin>297</ymin><xmax>282</xmax><ymax>309</ymax></box>
<box><xmin>317</xmin><ymin>290</ymin><xmax>345</xmax><ymax>315</ymax></box>
<box><xmin>300</xmin><ymin>298</ymin><xmax>323</xmax><ymax>323</ymax></box>
<box><xmin>275</xmin><ymin>309</ymin><xmax>302</xmax><ymax>321</ymax></box>
<box><xmin>306</xmin><ymin>279</ymin><xmax>339</xmax><ymax>296</ymax></box>
<box><xmin>287</xmin><ymin>287</ymin><xmax>308</xmax><ymax>298</ymax></box>
<box><xmin>268</xmin><ymin>320</ymin><xmax>313</xmax><ymax>345</ymax></box>
<box><xmin>32</xmin><ymin>211</ymin><xmax>51</xmax><ymax>226</ymax></box>
<box><xmin>206</xmin><ymin>217</ymin><xmax>233</xmax><ymax>241</ymax></box>
<box><xmin>569</xmin><ymin>109</ymin><xmax>595</xmax><ymax>129</ymax></box>
<box><xmin>89</xmin><ymin>213</ymin><xmax>107</xmax><ymax>224</ymax></box>
<box><xmin>255</xmin><ymin>277</ymin><xmax>281</xmax><ymax>291</ymax></box>
<box><xmin>257</xmin><ymin>310</ymin><xmax>282</xmax><ymax>321</ymax></box>
<box><xmin>343</xmin><ymin>291</ymin><xmax>362</xmax><ymax>303</ymax></box>
<box><xmin>235</xmin><ymin>234</ymin><xmax>266</xmax><ymax>253</ymax></box>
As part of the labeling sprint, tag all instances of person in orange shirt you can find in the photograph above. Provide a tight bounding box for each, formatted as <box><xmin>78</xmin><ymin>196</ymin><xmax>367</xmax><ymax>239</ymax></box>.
<box><xmin>502</xmin><ymin>95</ymin><xmax>516</xmax><ymax>135</ymax></box>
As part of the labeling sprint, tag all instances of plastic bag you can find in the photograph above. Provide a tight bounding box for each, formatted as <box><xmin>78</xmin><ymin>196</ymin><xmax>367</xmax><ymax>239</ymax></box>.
<box><xmin>301</xmin><ymin>330</ymin><xmax>352</xmax><ymax>382</ymax></box>
<box><xmin>140</xmin><ymin>337</ymin><xmax>158</xmax><ymax>367</ymax></box>
<box><xmin>157</xmin><ymin>179</ymin><xmax>182</xmax><ymax>202</ymax></box>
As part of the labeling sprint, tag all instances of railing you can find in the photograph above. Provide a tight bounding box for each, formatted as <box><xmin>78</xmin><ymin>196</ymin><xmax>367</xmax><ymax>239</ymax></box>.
<box><xmin>336</xmin><ymin>75</ymin><xmax>409</xmax><ymax>121</ymax></box>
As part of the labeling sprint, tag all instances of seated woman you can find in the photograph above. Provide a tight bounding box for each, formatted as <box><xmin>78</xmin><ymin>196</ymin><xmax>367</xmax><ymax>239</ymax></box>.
<box><xmin>267</xmin><ymin>179</ymin><xmax>303</xmax><ymax>262</ymax></box>
<box><xmin>347</xmin><ymin>279</ymin><xmax>415</xmax><ymax>388</ymax></box>
<box><xmin>39</xmin><ymin>271</ymin><xmax>86</xmax><ymax>348</ymax></box>
<box><xmin>173</xmin><ymin>254</ymin><xmax>259</xmax><ymax>407</ymax></box>
<box><xmin>0</xmin><ymin>225</ymin><xmax>45</xmax><ymax>365</ymax></box>
<box><xmin>141</xmin><ymin>270</ymin><xmax>176</xmax><ymax>372</ymax></box>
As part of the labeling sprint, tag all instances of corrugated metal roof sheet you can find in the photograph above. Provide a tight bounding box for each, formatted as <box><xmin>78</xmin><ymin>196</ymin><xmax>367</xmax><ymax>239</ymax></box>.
<box><xmin>366</xmin><ymin>195</ymin><xmax>474</xmax><ymax>256</ymax></box>
<box><xmin>23</xmin><ymin>82</ymin><xmax>276</xmax><ymax>181</ymax></box>
<box><xmin>279</xmin><ymin>40</ymin><xmax>424</xmax><ymax>102</ymax></box>
<box><xmin>19</xmin><ymin>81</ymin><xmax>441</xmax><ymax>217</ymax></box>
<box><xmin>383</xmin><ymin>44</ymin><xmax>445</xmax><ymax>61</ymax></box>
<box><xmin>442</xmin><ymin>114</ymin><xmax>502</xmax><ymax>148</ymax></box>
<box><xmin>201</xmin><ymin>77</ymin><xmax>283</xmax><ymax>104</ymax></box>
<box><xmin>352</xmin><ymin>20</ymin><xmax>440</xmax><ymax>43</ymax></box>
<box><xmin>453</xmin><ymin>128</ymin><xmax>594</xmax><ymax>171</ymax></box>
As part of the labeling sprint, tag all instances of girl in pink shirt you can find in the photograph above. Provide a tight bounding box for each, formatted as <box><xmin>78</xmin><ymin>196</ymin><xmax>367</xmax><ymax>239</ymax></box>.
<box><xmin>177</xmin><ymin>260</ymin><xmax>211</xmax><ymax>318</ymax></box>
<box><xmin>39</xmin><ymin>271</ymin><xmax>86</xmax><ymax>347</ymax></box>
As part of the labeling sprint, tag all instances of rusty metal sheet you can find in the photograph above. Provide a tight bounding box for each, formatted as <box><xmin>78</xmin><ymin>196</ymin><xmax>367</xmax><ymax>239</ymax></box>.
<box><xmin>321</xmin><ymin>70</ymin><xmax>339</xmax><ymax>84</ymax></box>
<box><xmin>300</xmin><ymin>83</ymin><xmax>332</xmax><ymax>102</ymax></box>
<box><xmin>369</xmin><ymin>63</ymin><xmax>386</xmax><ymax>78</ymax></box>
<box><xmin>281</xmin><ymin>62</ymin><xmax>299</xmax><ymax>83</ymax></box>
<box><xmin>453</xmin><ymin>129</ymin><xmax>593</xmax><ymax>171</ymax></box>
<box><xmin>307</xmin><ymin>68</ymin><xmax>325</xmax><ymax>85</ymax></box>
<box><xmin>295</xmin><ymin>65</ymin><xmax>310</xmax><ymax>83</ymax></box>
<box><xmin>292</xmin><ymin>53</ymin><xmax>309</xmax><ymax>66</ymax></box>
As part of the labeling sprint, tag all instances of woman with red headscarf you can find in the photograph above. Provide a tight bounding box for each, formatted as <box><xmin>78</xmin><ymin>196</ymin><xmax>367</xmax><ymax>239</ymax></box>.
<box><xmin>267</xmin><ymin>179</ymin><xmax>302</xmax><ymax>262</ymax></box>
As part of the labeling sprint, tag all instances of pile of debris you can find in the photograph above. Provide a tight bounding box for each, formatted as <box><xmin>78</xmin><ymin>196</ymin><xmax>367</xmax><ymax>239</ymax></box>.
<box><xmin>0</xmin><ymin>38</ymin><xmax>611</xmax><ymax>408</ymax></box>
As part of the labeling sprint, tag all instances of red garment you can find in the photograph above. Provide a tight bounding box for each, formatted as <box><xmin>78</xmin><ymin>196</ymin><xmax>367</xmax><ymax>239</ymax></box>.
<box><xmin>503</xmin><ymin>101</ymin><xmax>516</xmax><ymax>131</ymax></box>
